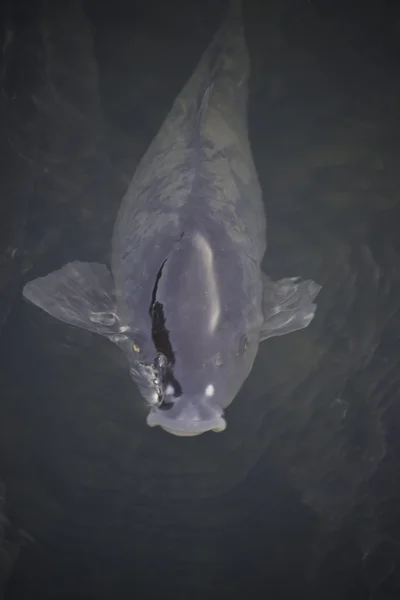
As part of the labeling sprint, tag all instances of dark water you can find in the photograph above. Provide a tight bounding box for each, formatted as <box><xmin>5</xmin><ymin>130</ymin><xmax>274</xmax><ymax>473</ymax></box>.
<box><xmin>1</xmin><ymin>0</ymin><xmax>400</xmax><ymax>598</ymax></box>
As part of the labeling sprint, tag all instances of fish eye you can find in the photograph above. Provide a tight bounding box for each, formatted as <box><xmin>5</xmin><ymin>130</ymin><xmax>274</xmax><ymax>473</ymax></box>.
<box><xmin>239</xmin><ymin>335</ymin><xmax>249</xmax><ymax>355</ymax></box>
<box><xmin>156</xmin><ymin>385</ymin><xmax>176</xmax><ymax>411</ymax></box>
<box><xmin>132</xmin><ymin>342</ymin><xmax>141</xmax><ymax>353</ymax></box>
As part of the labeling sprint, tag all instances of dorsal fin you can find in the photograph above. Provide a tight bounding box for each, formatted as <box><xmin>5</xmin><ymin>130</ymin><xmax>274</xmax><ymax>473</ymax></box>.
<box><xmin>194</xmin><ymin>82</ymin><xmax>214</xmax><ymax>130</ymax></box>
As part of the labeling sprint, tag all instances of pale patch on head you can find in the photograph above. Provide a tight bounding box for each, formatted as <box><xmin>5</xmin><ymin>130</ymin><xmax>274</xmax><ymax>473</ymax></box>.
<box><xmin>205</xmin><ymin>384</ymin><xmax>215</xmax><ymax>397</ymax></box>
<box><xmin>193</xmin><ymin>233</ymin><xmax>220</xmax><ymax>333</ymax></box>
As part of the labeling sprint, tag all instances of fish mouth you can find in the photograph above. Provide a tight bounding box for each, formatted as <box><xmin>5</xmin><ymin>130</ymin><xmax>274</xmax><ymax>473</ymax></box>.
<box><xmin>159</xmin><ymin>426</ymin><xmax>206</xmax><ymax>437</ymax></box>
<box><xmin>146</xmin><ymin>411</ymin><xmax>227</xmax><ymax>436</ymax></box>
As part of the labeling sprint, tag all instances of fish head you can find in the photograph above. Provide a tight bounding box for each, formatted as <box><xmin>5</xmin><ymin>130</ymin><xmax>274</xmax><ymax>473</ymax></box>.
<box><xmin>131</xmin><ymin>233</ymin><xmax>264</xmax><ymax>437</ymax></box>
<box><xmin>145</xmin><ymin>320</ymin><xmax>262</xmax><ymax>437</ymax></box>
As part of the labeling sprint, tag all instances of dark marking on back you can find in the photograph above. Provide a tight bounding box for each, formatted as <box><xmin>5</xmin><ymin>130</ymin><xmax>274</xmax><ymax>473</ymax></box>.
<box><xmin>149</xmin><ymin>258</ymin><xmax>174</xmax><ymax>361</ymax></box>
<box><xmin>194</xmin><ymin>82</ymin><xmax>214</xmax><ymax>131</ymax></box>
<box><xmin>149</xmin><ymin>259</ymin><xmax>182</xmax><ymax>407</ymax></box>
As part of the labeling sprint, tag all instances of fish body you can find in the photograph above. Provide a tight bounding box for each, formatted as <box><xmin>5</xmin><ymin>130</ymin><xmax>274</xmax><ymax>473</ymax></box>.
<box><xmin>23</xmin><ymin>0</ymin><xmax>321</xmax><ymax>436</ymax></box>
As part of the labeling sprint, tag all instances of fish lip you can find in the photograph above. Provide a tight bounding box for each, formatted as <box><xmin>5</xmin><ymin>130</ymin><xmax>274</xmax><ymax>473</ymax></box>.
<box><xmin>146</xmin><ymin>411</ymin><xmax>227</xmax><ymax>436</ymax></box>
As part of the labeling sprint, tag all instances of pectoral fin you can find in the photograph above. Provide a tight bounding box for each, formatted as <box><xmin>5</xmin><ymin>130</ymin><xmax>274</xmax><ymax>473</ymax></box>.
<box><xmin>23</xmin><ymin>261</ymin><xmax>119</xmax><ymax>336</ymax></box>
<box><xmin>260</xmin><ymin>274</ymin><xmax>321</xmax><ymax>341</ymax></box>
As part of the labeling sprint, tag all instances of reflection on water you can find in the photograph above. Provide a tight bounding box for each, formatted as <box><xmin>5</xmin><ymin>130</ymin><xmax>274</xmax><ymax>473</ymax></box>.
<box><xmin>0</xmin><ymin>0</ymin><xmax>400</xmax><ymax>598</ymax></box>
